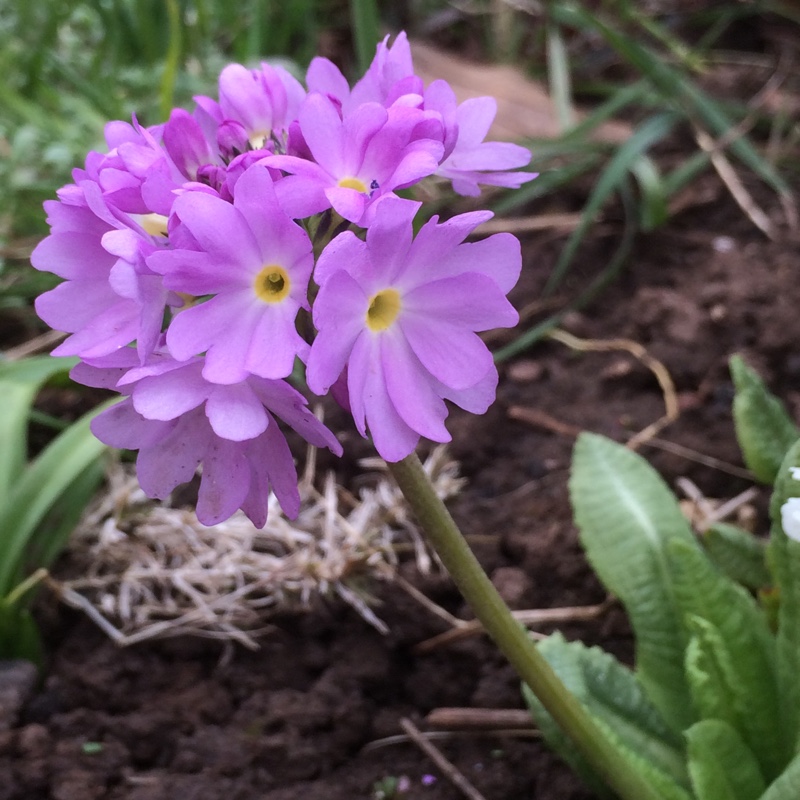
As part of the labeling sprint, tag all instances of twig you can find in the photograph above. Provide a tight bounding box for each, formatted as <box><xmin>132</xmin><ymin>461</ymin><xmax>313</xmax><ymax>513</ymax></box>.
<box><xmin>400</xmin><ymin>718</ymin><xmax>489</xmax><ymax>800</ymax></box>
<box><xmin>414</xmin><ymin>599</ymin><xmax>612</xmax><ymax>653</ymax></box>
<box><xmin>694</xmin><ymin>127</ymin><xmax>776</xmax><ymax>240</ymax></box>
<box><xmin>507</xmin><ymin>406</ymin><xmax>582</xmax><ymax>438</ymax></box>
<box><xmin>641</xmin><ymin>437</ymin><xmax>753</xmax><ymax>480</ymax></box>
<box><xmin>546</xmin><ymin>328</ymin><xmax>680</xmax><ymax>449</ymax></box>
<box><xmin>426</xmin><ymin>707</ymin><xmax>535</xmax><ymax>731</ymax></box>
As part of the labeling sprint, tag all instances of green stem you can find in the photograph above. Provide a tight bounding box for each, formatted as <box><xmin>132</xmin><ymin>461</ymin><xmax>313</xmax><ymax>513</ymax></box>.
<box><xmin>388</xmin><ymin>453</ymin><xmax>664</xmax><ymax>800</ymax></box>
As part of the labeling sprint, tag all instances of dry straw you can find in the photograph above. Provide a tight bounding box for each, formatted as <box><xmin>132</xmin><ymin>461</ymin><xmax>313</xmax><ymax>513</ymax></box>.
<box><xmin>51</xmin><ymin>446</ymin><xmax>465</xmax><ymax>649</ymax></box>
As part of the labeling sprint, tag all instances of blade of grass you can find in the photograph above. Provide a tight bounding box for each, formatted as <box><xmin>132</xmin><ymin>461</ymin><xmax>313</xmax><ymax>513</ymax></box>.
<box><xmin>495</xmin><ymin>178</ymin><xmax>638</xmax><ymax>362</ymax></box>
<box><xmin>350</xmin><ymin>0</ymin><xmax>381</xmax><ymax>75</ymax></box>
<box><xmin>0</xmin><ymin>399</ymin><xmax>112</xmax><ymax>596</ymax></box>
<box><xmin>544</xmin><ymin>111</ymin><xmax>679</xmax><ymax>296</ymax></box>
<box><xmin>546</xmin><ymin>14</ymin><xmax>574</xmax><ymax>132</ymax></box>
<box><xmin>159</xmin><ymin>0</ymin><xmax>183</xmax><ymax>121</ymax></box>
<box><xmin>0</xmin><ymin>356</ymin><xmax>78</xmax><ymax>509</ymax></box>
<box><xmin>552</xmin><ymin>2</ymin><xmax>790</xmax><ymax>197</ymax></box>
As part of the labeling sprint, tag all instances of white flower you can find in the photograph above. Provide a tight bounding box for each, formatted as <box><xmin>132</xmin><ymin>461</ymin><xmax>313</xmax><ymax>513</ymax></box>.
<box><xmin>781</xmin><ymin>497</ymin><xmax>800</xmax><ymax>542</ymax></box>
<box><xmin>790</xmin><ymin>467</ymin><xmax>800</xmax><ymax>481</ymax></box>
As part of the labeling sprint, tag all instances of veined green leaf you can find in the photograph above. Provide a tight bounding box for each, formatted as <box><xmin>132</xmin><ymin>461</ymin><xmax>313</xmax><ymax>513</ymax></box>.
<box><xmin>668</xmin><ymin>539</ymin><xmax>784</xmax><ymax>780</ymax></box>
<box><xmin>731</xmin><ymin>355</ymin><xmax>799</xmax><ymax>484</ymax></box>
<box><xmin>685</xmin><ymin>616</ymin><xmax>739</xmax><ymax>727</ymax></box>
<box><xmin>570</xmin><ymin>432</ymin><xmax>698</xmax><ymax>732</ymax></box>
<box><xmin>524</xmin><ymin>634</ymin><xmax>690</xmax><ymax>798</ymax></box>
<box><xmin>767</xmin><ymin>440</ymin><xmax>800</xmax><ymax>752</ymax></box>
<box><xmin>701</xmin><ymin>522</ymin><xmax>771</xmax><ymax>591</ymax></box>
<box><xmin>686</xmin><ymin>719</ymin><xmax>766</xmax><ymax>800</ymax></box>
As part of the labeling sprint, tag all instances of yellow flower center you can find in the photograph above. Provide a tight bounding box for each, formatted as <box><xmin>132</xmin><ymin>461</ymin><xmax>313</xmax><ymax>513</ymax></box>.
<box><xmin>366</xmin><ymin>288</ymin><xmax>401</xmax><ymax>332</ymax></box>
<box><xmin>137</xmin><ymin>213</ymin><xmax>169</xmax><ymax>237</ymax></box>
<box><xmin>254</xmin><ymin>265</ymin><xmax>290</xmax><ymax>303</ymax></box>
<box><xmin>338</xmin><ymin>176</ymin><xmax>368</xmax><ymax>193</ymax></box>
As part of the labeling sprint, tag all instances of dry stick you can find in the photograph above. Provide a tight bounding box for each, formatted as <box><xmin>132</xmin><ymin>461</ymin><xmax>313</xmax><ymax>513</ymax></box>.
<box><xmin>400</xmin><ymin>718</ymin><xmax>489</xmax><ymax>800</ymax></box>
<box><xmin>415</xmin><ymin>600</ymin><xmax>612</xmax><ymax>654</ymax></box>
<box><xmin>426</xmin><ymin>708</ymin><xmax>535</xmax><ymax>731</ymax></box>
<box><xmin>546</xmin><ymin>328</ymin><xmax>680</xmax><ymax>449</ymax></box>
<box><xmin>643</xmin><ymin>437</ymin><xmax>753</xmax><ymax>480</ymax></box>
<box><xmin>694</xmin><ymin>127</ymin><xmax>777</xmax><ymax>240</ymax></box>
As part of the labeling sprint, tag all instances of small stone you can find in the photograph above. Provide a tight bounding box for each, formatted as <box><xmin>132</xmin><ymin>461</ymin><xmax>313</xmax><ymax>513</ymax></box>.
<box><xmin>0</xmin><ymin>660</ymin><xmax>38</xmax><ymax>731</ymax></box>
<box><xmin>507</xmin><ymin>360</ymin><xmax>543</xmax><ymax>383</ymax></box>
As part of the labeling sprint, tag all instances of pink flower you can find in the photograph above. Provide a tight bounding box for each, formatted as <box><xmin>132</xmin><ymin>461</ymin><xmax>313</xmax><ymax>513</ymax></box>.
<box><xmin>148</xmin><ymin>165</ymin><xmax>313</xmax><ymax>383</ymax></box>
<box><xmin>75</xmin><ymin>352</ymin><xmax>342</xmax><ymax>527</ymax></box>
<box><xmin>306</xmin><ymin>198</ymin><xmax>520</xmax><ymax>461</ymax></box>
<box><xmin>32</xmin><ymin>179</ymin><xmax>171</xmax><ymax>362</ymax></box>
<box><xmin>265</xmin><ymin>93</ymin><xmax>444</xmax><ymax>224</ymax></box>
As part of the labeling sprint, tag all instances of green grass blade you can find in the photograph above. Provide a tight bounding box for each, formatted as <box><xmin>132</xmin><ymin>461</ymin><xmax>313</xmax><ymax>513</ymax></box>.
<box><xmin>546</xmin><ymin>16</ymin><xmax>574</xmax><ymax>131</ymax></box>
<box><xmin>0</xmin><ymin>356</ymin><xmax>78</xmax><ymax>508</ymax></box>
<box><xmin>350</xmin><ymin>0</ymin><xmax>381</xmax><ymax>75</ymax></box>
<box><xmin>0</xmin><ymin>400</ymin><xmax>112</xmax><ymax>596</ymax></box>
<box><xmin>544</xmin><ymin>111</ymin><xmax>679</xmax><ymax>296</ymax></box>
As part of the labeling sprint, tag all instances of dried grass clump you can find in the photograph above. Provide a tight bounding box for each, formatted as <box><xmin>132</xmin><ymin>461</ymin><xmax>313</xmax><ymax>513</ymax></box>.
<box><xmin>51</xmin><ymin>447</ymin><xmax>465</xmax><ymax>649</ymax></box>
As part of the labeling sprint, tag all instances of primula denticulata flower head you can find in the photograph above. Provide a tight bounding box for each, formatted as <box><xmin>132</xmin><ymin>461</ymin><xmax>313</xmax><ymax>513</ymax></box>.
<box><xmin>31</xmin><ymin>32</ymin><xmax>533</xmax><ymax>527</ymax></box>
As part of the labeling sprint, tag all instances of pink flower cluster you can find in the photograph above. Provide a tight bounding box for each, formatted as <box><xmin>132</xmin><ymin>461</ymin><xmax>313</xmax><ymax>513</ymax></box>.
<box><xmin>32</xmin><ymin>33</ymin><xmax>532</xmax><ymax>527</ymax></box>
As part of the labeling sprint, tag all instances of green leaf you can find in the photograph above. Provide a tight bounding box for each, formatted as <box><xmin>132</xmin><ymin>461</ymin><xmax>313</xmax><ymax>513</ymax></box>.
<box><xmin>570</xmin><ymin>432</ymin><xmax>698</xmax><ymax>731</ymax></box>
<box><xmin>731</xmin><ymin>355</ymin><xmax>799</xmax><ymax>484</ymax></box>
<box><xmin>668</xmin><ymin>539</ymin><xmax>785</xmax><ymax>779</ymax></box>
<box><xmin>0</xmin><ymin>604</ymin><xmax>43</xmax><ymax>664</ymax></box>
<box><xmin>544</xmin><ymin>111</ymin><xmax>679</xmax><ymax>295</ymax></box>
<box><xmin>767</xmin><ymin>439</ymin><xmax>800</xmax><ymax>752</ymax></box>
<box><xmin>760</xmin><ymin>753</ymin><xmax>800</xmax><ymax>800</ymax></box>
<box><xmin>0</xmin><ymin>400</ymin><xmax>112</xmax><ymax>596</ymax></box>
<box><xmin>686</xmin><ymin>719</ymin><xmax>766</xmax><ymax>800</ymax></box>
<box><xmin>701</xmin><ymin>522</ymin><xmax>771</xmax><ymax>591</ymax></box>
<box><xmin>684</xmin><ymin>616</ymin><xmax>739</xmax><ymax>727</ymax></box>
<box><xmin>0</xmin><ymin>355</ymin><xmax>78</xmax><ymax>508</ymax></box>
<box><xmin>524</xmin><ymin>634</ymin><xmax>690</xmax><ymax>798</ymax></box>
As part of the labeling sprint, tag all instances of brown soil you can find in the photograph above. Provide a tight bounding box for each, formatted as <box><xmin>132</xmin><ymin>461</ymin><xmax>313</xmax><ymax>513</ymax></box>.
<box><xmin>2</xmin><ymin>183</ymin><xmax>799</xmax><ymax>799</ymax></box>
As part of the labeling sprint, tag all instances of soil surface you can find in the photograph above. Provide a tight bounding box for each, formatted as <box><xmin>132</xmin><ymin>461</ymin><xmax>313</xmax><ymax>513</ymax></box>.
<box><xmin>2</xmin><ymin>152</ymin><xmax>799</xmax><ymax>800</ymax></box>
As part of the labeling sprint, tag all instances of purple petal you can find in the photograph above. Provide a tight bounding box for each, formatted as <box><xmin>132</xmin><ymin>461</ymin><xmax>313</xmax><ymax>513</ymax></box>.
<box><xmin>171</xmin><ymin>191</ymin><xmax>260</xmax><ymax>268</ymax></box>
<box><xmin>402</xmin><ymin>318</ymin><xmax>493</xmax><ymax>391</ymax></box>
<box><xmin>195</xmin><ymin>437</ymin><xmax>250</xmax><ymax>525</ymax></box>
<box><xmin>314</xmin><ymin>231</ymin><xmax>370</xmax><ymax>286</ymax></box>
<box><xmin>91</xmin><ymin>399</ymin><xmax>167</xmax><ymax>450</ymax></box>
<box><xmin>31</xmin><ymin>232</ymin><xmax>114</xmax><ymax>280</ymax></box>
<box><xmin>205</xmin><ymin>382</ymin><xmax>268</xmax><ymax>441</ymax></box>
<box><xmin>436</xmin><ymin>233</ymin><xmax>521</xmax><ymax>294</ymax></box>
<box><xmin>131</xmin><ymin>363</ymin><xmax>210</xmax><ymax>420</ymax></box>
<box><xmin>381</xmin><ymin>330</ymin><xmax>450</xmax><ymax>442</ymax></box>
<box><xmin>403</xmin><ymin>273</ymin><xmax>519</xmax><ymax>330</ymax></box>
<box><xmin>306</xmin><ymin>272</ymin><xmax>366</xmax><ymax>394</ymax></box>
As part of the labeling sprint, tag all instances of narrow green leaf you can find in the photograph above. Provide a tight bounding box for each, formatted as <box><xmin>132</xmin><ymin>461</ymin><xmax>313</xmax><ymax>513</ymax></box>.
<box><xmin>350</xmin><ymin>0</ymin><xmax>381</xmax><ymax>75</ymax></box>
<box><xmin>630</xmin><ymin>155</ymin><xmax>669</xmax><ymax>231</ymax></box>
<box><xmin>767</xmin><ymin>439</ymin><xmax>800</xmax><ymax>752</ymax></box>
<box><xmin>0</xmin><ymin>401</ymin><xmax>112</xmax><ymax>595</ymax></box>
<box><xmin>546</xmin><ymin>17</ymin><xmax>574</xmax><ymax>131</ymax></box>
<box><xmin>524</xmin><ymin>634</ymin><xmax>690</xmax><ymax>797</ymax></box>
<box><xmin>701</xmin><ymin>522</ymin><xmax>771</xmax><ymax>591</ymax></box>
<box><xmin>686</xmin><ymin>719</ymin><xmax>766</xmax><ymax>800</ymax></box>
<box><xmin>570</xmin><ymin>432</ymin><xmax>698</xmax><ymax>732</ymax></box>
<box><xmin>0</xmin><ymin>605</ymin><xmax>43</xmax><ymax>664</ymax></box>
<box><xmin>668</xmin><ymin>539</ymin><xmax>785</xmax><ymax>779</ymax></box>
<box><xmin>731</xmin><ymin>355</ymin><xmax>799</xmax><ymax>484</ymax></box>
<box><xmin>0</xmin><ymin>356</ymin><xmax>78</xmax><ymax>508</ymax></box>
<box><xmin>544</xmin><ymin>112</ymin><xmax>679</xmax><ymax>295</ymax></box>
